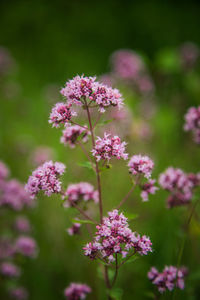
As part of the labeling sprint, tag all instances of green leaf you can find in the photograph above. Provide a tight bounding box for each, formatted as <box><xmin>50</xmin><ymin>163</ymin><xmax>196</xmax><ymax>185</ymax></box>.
<box><xmin>123</xmin><ymin>212</ymin><xmax>138</xmax><ymax>221</ymax></box>
<box><xmin>108</xmin><ymin>288</ymin><xmax>123</xmax><ymax>300</ymax></box>
<box><xmin>77</xmin><ymin>161</ymin><xmax>94</xmax><ymax>171</ymax></box>
<box><xmin>99</xmin><ymin>164</ymin><xmax>112</xmax><ymax>172</ymax></box>
<box><xmin>123</xmin><ymin>255</ymin><xmax>139</xmax><ymax>265</ymax></box>
<box><xmin>71</xmin><ymin>219</ymin><xmax>95</xmax><ymax>225</ymax></box>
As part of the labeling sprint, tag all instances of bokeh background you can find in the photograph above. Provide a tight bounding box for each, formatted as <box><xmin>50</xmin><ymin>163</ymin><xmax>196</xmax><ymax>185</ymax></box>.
<box><xmin>1</xmin><ymin>0</ymin><xmax>200</xmax><ymax>299</ymax></box>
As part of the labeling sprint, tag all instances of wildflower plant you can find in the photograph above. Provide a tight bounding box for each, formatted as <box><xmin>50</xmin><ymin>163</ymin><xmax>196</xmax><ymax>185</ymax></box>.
<box><xmin>25</xmin><ymin>75</ymin><xmax>156</xmax><ymax>299</ymax></box>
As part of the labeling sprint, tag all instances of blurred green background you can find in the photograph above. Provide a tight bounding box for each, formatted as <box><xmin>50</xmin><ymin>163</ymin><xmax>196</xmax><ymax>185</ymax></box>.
<box><xmin>1</xmin><ymin>0</ymin><xmax>200</xmax><ymax>299</ymax></box>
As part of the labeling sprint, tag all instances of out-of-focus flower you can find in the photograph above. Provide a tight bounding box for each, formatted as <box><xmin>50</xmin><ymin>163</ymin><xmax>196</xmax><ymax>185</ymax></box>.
<box><xmin>64</xmin><ymin>283</ymin><xmax>91</xmax><ymax>300</ymax></box>
<box><xmin>14</xmin><ymin>216</ymin><xmax>31</xmax><ymax>233</ymax></box>
<box><xmin>83</xmin><ymin>210</ymin><xmax>152</xmax><ymax>263</ymax></box>
<box><xmin>60</xmin><ymin>125</ymin><xmax>90</xmax><ymax>148</ymax></box>
<box><xmin>148</xmin><ymin>266</ymin><xmax>188</xmax><ymax>293</ymax></box>
<box><xmin>0</xmin><ymin>46</ymin><xmax>15</xmax><ymax>76</ymax></box>
<box><xmin>0</xmin><ymin>161</ymin><xmax>10</xmax><ymax>181</ymax></box>
<box><xmin>63</xmin><ymin>182</ymin><xmax>98</xmax><ymax>207</ymax></box>
<box><xmin>184</xmin><ymin>106</ymin><xmax>200</xmax><ymax>144</ymax></box>
<box><xmin>180</xmin><ymin>42</ymin><xmax>199</xmax><ymax>70</ymax></box>
<box><xmin>49</xmin><ymin>102</ymin><xmax>77</xmax><ymax>128</ymax></box>
<box><xmin>0</xmin><ymin>180</ymin><xmax>33</xmax><ymax>210</ymax></box>
<box><xmin>9</xmin><ymin>287</ymin><xmax>29</xmax><ymax>300</ymax></box>
<box><xmin>25</xmin><ymin>161</ymin><xmax>66</xmax><ymax>199</ymax></box>
<box><xmin>140</xmin><ymin>179</ymin><xmax>158</xmax><ymax>202</ymax></box>
<box><xmin>15</xmin><ymin>236</ymin><xmax>37</xmax><ymax>258</ymax></box>
<box><xmin>92</xmin><ymin>133</ymin><xmax>128</xmax><ymax>162</ymax></box>
<box><xmin>0</xmin><ymin>262</ymin><xmax>21</xmax><ymax>278</ymax></box>
<box><xmin>31</xmin><ymin>146</ymin><xmax>54</xmax><ymax>166</ymax></box>
<box><xmin>60</xmin><ymin>75</ymin><xmax>123</xmax><ymax>113</ymax></box>
<box><xmin>0</xmin><ymin>238</ymin><xmax>15</xmax><ymax>260</ymax></box>
<box><xmin>159</xmin><ymin>167</ymin><xmax>200</xmax><ymax>208</ymax></box>
<box><xmin>67</xmin><ymin>223</ymin><xmax>81</xmax><ymax>236</ymax></box>
<box><xmin>128</xmin><ymin>155</ymin><xmax>154</xmax><ymax>179</ymax></box>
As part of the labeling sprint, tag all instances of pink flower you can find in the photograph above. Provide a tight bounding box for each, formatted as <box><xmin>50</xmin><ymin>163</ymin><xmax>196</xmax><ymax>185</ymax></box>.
<box><xmin>0</xmin><ymin>262</ymin><xmax>21</xmax><ymax>278</ymax></box>
<box><xmin>49</xmin><ymin>102</ymin><xmax>77</xmax><ymax>128</ymax></box>
<box><xmin>0</xmin><ymin>180</ymin><xmax>33</xmax><ymax>211</ymax></box>
<box><xmin>25</xmin><ymin>160</ymin><xmax>66</xmax><ymax>199</ymax></box>
<box><xmin>67</xmin><ymin>223</ymin><xmax>81</xmax><ymax>236</ymax></box>
<box><xmin>64</xmin><ymin>283</ymin><xmax>91</xmax><ymax>300</ymax></box>
<box><xmin>60</xmin><ymin>125</ymin><xmax>90</xmax><ymax>148</ymax></box>
<box><xmin>128</xmin><ymin>155</ymin><xmax>154</xmax><ymax>179</ymax></box>
<box><xmin>60</xmin><ymin>75</ymin><xmax>123</xmax><ymax>113</ymax></box>
<box><xmin>184</xmin><ymin>106</ymin><xmax>200</xmax><ymax>144</ymax></box>
<box><xmin>83</xmin><ymin>210</ymin><xmax>152</xmax><ymax>263</ymax></box>
<box><xmin>14</xmin><ymin>216</ymin><xmax>31</xmax><ymax>233</ymax></box>
<box><xmin>148</xmin><ymin>266</ymin><xmax>188</xmax><ymax>293</ymax></box>
<box><xmin>63</xmin><ymin>182</ymin><xmax>98</xmax><ymax>207</ymax></box>
<box><xmin>140</xmin><ymin>179</ymin><xmax>158</xmax><ymax>202</ymax></box>
<box><xmin>15</xmin><ymin>236</ymin><xmax>37</xmax><ymax>258</ymax></box>
<box><xmin>0</xmin><ymin>161</ymin><xmax>9</xmax><ymax>181</ymax></box>
<box><xmin>92</xmin><ymin>133</ymin><xmax>128</xmax><ymax>162</ymax></box>
<box><xmin>159</xmin><ymin>167</ymin><xmax>199</xmax><ymax>208</ymax></box>
<box><xmin>9</xmin><ymin>287</ymin><xmax>28</xmax><ymax>300</ymax></box>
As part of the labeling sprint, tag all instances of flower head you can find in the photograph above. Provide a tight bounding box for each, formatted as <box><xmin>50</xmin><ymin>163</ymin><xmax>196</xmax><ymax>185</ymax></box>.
<box><xmin>49</xmin><ymin>102</ymin><xmax>77</xmax><ymax>128</ymax></box>
<box><xmin>67</xmin><ymin>223</ymin><xmax>81</xmax><ymax>236</ymax></box>
<box><xmin>9</xmin><ymin>287</ymin><xmax>28</xmax><ymax>300</ymax></box>
<box><xmin>140</xmin><ymin>179</ymin><xmax>158</xmax><ymax>202</ymax></box>
<box><xmin>184</xmin><ymin>106</ymin><xmax>200</xmax><ymax>144</ymax></box>
<box><xmin>0</xmin><ymin>161</ymin><xmax>9</xmax><ymax>181</ymax></box>
<box><xmin>60</xmin><ymin>75</ymin><xmax>123</xmax><ymax>113</ymax></box>
<box><xmin>148</xmin><ymin>266</ymin><xmax>188</xmax><ymax>293</ymax></box>
<box><xmin>0</xmin><ymin>262</ymin><xmax>21</xmax><ymax>278</ymax></box>
<box><xmin>63</xmin><ymin>182</ymin><xmax>98</xmax><ymax>207</ymax></box>
<box><xmin>15</xmin><ymin>236</ymin><xmax>37</xmax><ymax>258</ymax></box>
<box><xmin>60</xmin><ymin>125</ymin><xmax>90</xmax><ymax>148</ymax></box>
<box><xmin>14</xmin><ymin>216</ymin><xmax>31</xmax><ymax>233</ymax></box>
<box><xmin>83</xmin><ymin>210</ymin><xmax>152</xmax><ymax>263</ymax></box>
<box><xmin>128</xmin><ymin>155</ymin><xmax>154</xmax><ymax>179</ymax></box>
<box><xmin>92</xmin><ymin>133</ymin><xmax>128</xmax><ymax>162</ymax></box>
<box><xmin>64</xmin><ymin>283</ymin><xmax>91</xmax><ymax>300</ymax></box>
<box><xmin>159</xmin><ymin>167</ymin><xmax>199</xmax><ymax>208</ymax></box>
<box><xmin>25</xmin><ymin>160</ymin><xmax>66</xmax><ymax>199</ymax></box>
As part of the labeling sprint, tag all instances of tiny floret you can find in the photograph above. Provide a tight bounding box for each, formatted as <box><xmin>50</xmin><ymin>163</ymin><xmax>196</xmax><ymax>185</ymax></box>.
<box><xmin>92</xmin><ymin>133</ymin><xmax>128</xmax><ymax>162</ymax></box>
<box><xmin>25</xmin><ymin>160</ymin><xmax>66</xmax><ymax>199</ymax></box>
<box><xmin>60</xmin><ymin>125</ymin><xmax>90</xmax><ymax>148</ymax></box>
<box><xmin>140</xmin><ymin>179</ymin><xmax>158</xmax><ymax>202</ymax></box>
<box><xmin>128</xmin><ymin>155</ymin><xmax>154</xmax><ymax>179</ymax></box>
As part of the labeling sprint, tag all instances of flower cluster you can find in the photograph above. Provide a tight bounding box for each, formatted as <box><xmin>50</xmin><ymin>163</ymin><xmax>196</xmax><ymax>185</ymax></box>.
<box><xmin>15</xmin><ymin>236</ymin><xmax>37</xmax><ymax>258</ymax></box>
<box><xmin>148</xmin><ymin>266</ymin><xmax>188</xmax><ymax>293</ymax></box>
<box><xmin>0</xmin><ymin>161</ymin><xmax>10</xmax><ymax>181</ymax></box>
<box><xmin>25</xmin><ymin>160</ymin><xmax>66</xmax><ymax>198</ymax></box>
<box><xmin>92</xmin><ymin>133</ymin><xmax>128</xmax><ymax>162</ymax></box>
<box><xmin>140</xmin><ymin>179</ymin><xmax>158</xmax><ymax>202</ymax></box>
<box><xmin>49</xmin><ymin>102</ymin><xmax>77</xmax><ymax>128</ymax></box>
<box><xmin>61</xmin><ymin>125</ymin><xmax>90</xmax><ymax>148</ymax></box>
<box><xmin>128</xmin><ymin>155</ymin><xmax>154</xmax><ymax>179</ymax></box>
<box><xmin>63</xmin><ymin>182</ymin><xmax>99</xmax><ymax>207</ymax></box>
<box><xmin>60</xmin><ymin>75</ymin><xmax>123</xmax><ymax>113</ymax></box>
<box><xmin>83</xmin><ymin>210</ymin><xmax>152</xmax><ymax>263</ymax></box>
<box><xmin>64</xmin><ymin>283</ymin><xmax>91</xmax><ymax>300</ymax></box>
<box><xmin>184</xmin><ymin>106</ymin><xmax>200</xmax><ymax>144</ymax></box>
<box><xmin>14</xmin><ymin>216</ymin><xmax>31</xmax><ymax>233</ymax></box>
<box><xmin>0</xmin><ymin>262</ymin><xmax>21</xmax><ymax>278</ymax></box>
<box><xmin>9</xmin><ymin>287</ymin><xmax>28</xmax><ymax>300</ymax></box>
<box><xmin>159</xmin><ymin>167</ymin><xmax>200</xmax><ymax>208</ymax></box>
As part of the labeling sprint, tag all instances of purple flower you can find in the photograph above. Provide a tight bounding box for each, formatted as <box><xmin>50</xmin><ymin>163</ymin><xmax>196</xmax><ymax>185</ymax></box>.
<box><xmin>148</xmin><ymin>266</ymin><xmax>188</xmax><ymax>293</ymax></box>
<box><xmin>140</xmin><ymin>179</ymin><xmax>158</xmax><ymax>202</ymax></box>
<box><xmin>49</xmin><ymin>102</ymin><xmax>77</xmax><ymax>128</ymax></box>
<box><xmin>0</xmin><ymin>262</ymin><xmax>21</xmax><ymax>278</ymax></box>
<box><xmin>92</xmin><ymin>133</ymin><xmax>128</xmax><ymax>162</ymax></box>
<box><xmin>0</xmin><ymin>180</ymin><xmax>33</xmax><ymax>211</ymax></box>
<box><xmin>15</xmin><ymin>236</ymin><xmax>37</xmax><ymax>258</ymax></box>
<box><xmin>60</xmin><ymin>75</ymin><xmax>123</xmax><ymax>113</ymax></box>
<box><xmin>64</xmin><ymin>282</ymin><xmax>91</xmax><ymax>300</ymax></box>
<box><xmin>128</xmin><ymin>155</ymin><xmax>154</xmax><ymax>179</ymax></box>
<box><xmin>0</xmin><ymin>161</ymin><xmax>9</xmax><ymax>181</ymax></box>
<box><xmin>184</xmin><ymin>106</ymin><xmax>200</xmax><ymax>144</ymax></box>
<box><xmin>25</xmin><ymin>160</ymin><xmax>66</xmax><ymax>199</ymax></box>
<box><xmin>14</xmin><ymin>216</ymin><xmax>31</xmax><ymax>233</ymax></box>
<box><xmin>159</xmin><ymin>167</ymin><xmax>199</xmax><ymax>208</ymax></box>
<box><xmin>83</xmin><ymin>210</ymin><xmax>152</xmax><ymax>263</ymax></box>
<box><xmin>67</xmin><ymin>223</ymin><xmax>81</xmax><ymax>236</ymax></box>
<box><xmin>60</xmin><ymin>125</ymin><xmax>90</xmax><ymax>148</ymax></box>
<box><xmin>63</xmin><ymin>182</ymin><xmax>98</xmax><ymax>207</ymax></box>
<box><xmin>9</xmin><ymin>287</ymin><xmax>28</xmax><ymax>300</ymax></box>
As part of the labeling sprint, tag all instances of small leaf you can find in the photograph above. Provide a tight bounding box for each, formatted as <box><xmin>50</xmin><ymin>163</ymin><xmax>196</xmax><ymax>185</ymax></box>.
<box><xmin>71</xmin><ymin>219</ymin><xmax>95</xmax><ymax>225</ymax></box>
<box><xmin>123</xmin><ymin>212</ymin><xmax>138</xmax><ymax>221</ymax></box>
<box><xmin>77</xmin><ymin>161</ymin><xmax>95</xmax><ymax>171</ymax></box>
<box><xmin>123</xmin><ymin>255</ymin><xmax>139</xmax><ymax>265</ymax></box>
<box><xmin>108</xmin><ymin>288</ymin><xmax>123</xmax><ymax>300</ymax></box>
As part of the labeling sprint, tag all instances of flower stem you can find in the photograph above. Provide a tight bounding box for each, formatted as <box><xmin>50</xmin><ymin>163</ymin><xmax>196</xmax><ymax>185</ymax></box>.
<box><xmin>70</xmin><ymin>202</ymin><xmax>97</xmax><ymax>224</ymax></box>
<box><xmin>116</xmin><ymin>185</ymin><xmax>135</xmax><ymax>209</ymax></box>
<box><xmin>111</xmin><ymin>254</ymin><xmax>118</xmax><ymax>288</ymax></box>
